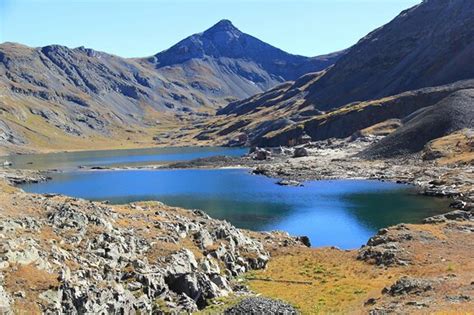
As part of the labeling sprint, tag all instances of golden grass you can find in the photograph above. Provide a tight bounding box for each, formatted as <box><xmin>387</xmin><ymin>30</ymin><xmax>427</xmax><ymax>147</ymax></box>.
<box><xmin>425</xmin><ymin>130</ymin><xmax>474</xmax><ymax>165</ymax></box>
<box><xmin>246</xmin><ymin>247</ymin><xmax>397</xmax><ymax>314</ymax></box>
<box><xmin>360</xmin><ymin>119</ymin><xmax>402</xmax><ymax>136</ymax></box>
<box><xmin>246</xmin><ymin>220</ymin><xmax>474</xmax><ymax>314</ymax></box>
<box><xmin>0</xmin><ymin>95</ymin><xmax>210</xmax><ymax>155</ymax></box>
<box><xmin>5</xmin><ymin>264</ymin><xmax>59</xmax><ymax>314</ymax></box>
<box><xmin>407</xmin><ymin>223</ymin><xmax>448</xmax><ymax>240</ymax></box>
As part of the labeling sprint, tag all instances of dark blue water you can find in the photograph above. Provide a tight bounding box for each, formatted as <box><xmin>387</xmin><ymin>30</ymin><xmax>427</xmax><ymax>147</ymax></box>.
<box><xmin>20</xmin><ymin>168</ymin><xmax>449</xmax><ymax>249</ymax></box>
<box><xmin>5</xmin><ymin>147</ymin><xmax>247</xmax><ymax>170</ymax></box>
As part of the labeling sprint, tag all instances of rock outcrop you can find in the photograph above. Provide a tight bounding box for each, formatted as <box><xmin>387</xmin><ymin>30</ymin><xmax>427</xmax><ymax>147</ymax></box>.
<box><xmin>357</xmin><ymin>226</ymin><xmax>412</xmax><ymax>267</ymax></box>
<box><xmin>383</xmin><ymin>277</ymin><xmax>433</xmax><ymax>296</ymax></box>
<box><xmin>225</xmin><ymin>297</ymin><xmax>298</xmax><ymax>314</ymax></box>
<box><xmin>0</xmin><ymin>190</ymin><xmax>299</xmax><ymax>313</ymax></box>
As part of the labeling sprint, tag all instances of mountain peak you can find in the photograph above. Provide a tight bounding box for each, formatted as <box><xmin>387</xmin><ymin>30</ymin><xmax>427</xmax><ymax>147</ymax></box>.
<box><xmin>207</xmin><ymin>19</ymin><xmax>237</xmax><ymax>31</ymax></box>
<box><xmin>204</xmin><ymin>19</ymin><xmax>241</xmax><ymax>37</ymax></box>
<box><xmin>152</xmin><ymin>18</ymin><xmax>321</xmax><ymax>79</ymax></box>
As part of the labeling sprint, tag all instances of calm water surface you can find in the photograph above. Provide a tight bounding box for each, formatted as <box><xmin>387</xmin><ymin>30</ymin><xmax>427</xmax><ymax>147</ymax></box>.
<box><xmin>5</xmin><ymin>147</ymin><xmax>247</xmax><ymax>170</ymax></box>
<box><xmin>21</xmin><ymin>168</ymin><xmax>449</xmax><ymax>249</ymax></box>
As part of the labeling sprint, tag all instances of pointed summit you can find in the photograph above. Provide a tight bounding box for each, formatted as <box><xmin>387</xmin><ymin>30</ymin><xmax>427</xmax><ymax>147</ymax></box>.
<box><xmin>152</xmin><ymin>18</ymin><xmax>337</xmax><ymax>81</ymax></box>
<box><xmin>203</xmin><ymin>19</ymin><xmax>242</xmax><ymax>41</ymax></box>
<box><xmin>205</xmin><ymin>19</ymin><xmax>240</xmax><ymax>33</ymax></box>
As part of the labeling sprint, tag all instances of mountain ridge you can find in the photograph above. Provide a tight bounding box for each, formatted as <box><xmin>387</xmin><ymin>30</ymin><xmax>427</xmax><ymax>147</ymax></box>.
<box><xmin>0</xmin><ymin>21</ymin><xmax>344</xmax><ymax>153</ymax></box>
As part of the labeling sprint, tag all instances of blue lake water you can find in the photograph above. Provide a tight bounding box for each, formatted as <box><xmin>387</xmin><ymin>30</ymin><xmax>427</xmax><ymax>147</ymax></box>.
<box><xmin>5</xmin><ymin>146</ymin><xmax>247</xmax><ymax>170</ymax></box>
<box><xmin>20</xmin><ymin>168</ymin><xmax>449</xmax><ymax>249</ymax></box>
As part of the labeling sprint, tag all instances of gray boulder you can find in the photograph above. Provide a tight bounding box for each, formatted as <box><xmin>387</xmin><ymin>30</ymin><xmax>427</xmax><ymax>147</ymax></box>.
<box><xmin>293</xmin><ymin>147</ymin><xmax>308</xmax><ymax>158</ymax></box>
<box><xmin>383</xmin><ymin>277</ymin><xmax>433</xmax><ymax>296</ymax></box>
<box><xmin>225</xmin><ymin>297</ymin><xmax>298</xmax><ymax>314</ymax></box>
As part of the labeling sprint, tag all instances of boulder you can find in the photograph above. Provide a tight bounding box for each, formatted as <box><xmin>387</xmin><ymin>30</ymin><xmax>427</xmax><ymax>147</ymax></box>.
<box><xmin>166</xmin><ymin>249</ymin><xmax>198</xmax><ymax>275</ymax></box>
<box><xmin>253</xmin><ymin>148</ymin><xmax>271</xmax><ymax>160</ymax></box>
<box><xmin>383</xmin><ymin>277</ymin><xmax>433</xmax><ymax>296</ymax></box>
<box><xmin>293</xmin><ymin>147</ymin><xmax>308</xmax><ymax>158</ymax></box>
<box><xmin>277</xmin><ymin>179</ymin><xmax>303</xmax><ymax>187</ymax></box>
<box><xmin>225</xmin><ymin>297</ymin><xmax>298</xmax><ymax>314</ymax></box>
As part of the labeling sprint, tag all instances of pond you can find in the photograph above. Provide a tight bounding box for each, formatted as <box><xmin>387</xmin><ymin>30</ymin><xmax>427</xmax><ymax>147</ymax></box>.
<box><xmin>20</xmin><ymin>168</ymin><xmax>449</xmax><ymax>249</ymax></box>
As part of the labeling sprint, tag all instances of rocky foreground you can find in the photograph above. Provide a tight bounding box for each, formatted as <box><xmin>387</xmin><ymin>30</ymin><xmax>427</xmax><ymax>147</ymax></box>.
<box><xmin>0</xmin><ymin>174</ymin><xmax>305</xmax><ymax>314</ymax></box>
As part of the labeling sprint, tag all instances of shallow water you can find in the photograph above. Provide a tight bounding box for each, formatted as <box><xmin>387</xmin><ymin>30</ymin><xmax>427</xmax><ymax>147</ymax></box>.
<box><xmin>21</xmin><ymin>168</ymin><xmax>449</xmax><ymax>249</ymax></box>
<box><xmin>4</xmin><ymin>146</ymin><xmax>247</xmax><ymax>170</ymax></box>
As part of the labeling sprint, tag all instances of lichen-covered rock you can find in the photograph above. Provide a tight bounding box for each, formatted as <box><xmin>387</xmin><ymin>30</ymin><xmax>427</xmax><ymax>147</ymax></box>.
<box><xmin>357</xmin><ymin>244</ymin><xmax>408</xmax><ymax>266</ymax></box>
<box><xmin>225</xmin><ymin>297</ymin><xmax>298</xmax><ymax>314</ymax></box>
<box><xmin>358</xmin><ymin>226</ymin><xmax>411</xmax><ymax>266</ymax></box>
<box><xmin>383</xmin><ymin>277</ymin><xmax>433</xmax><ymax>296</ymax></box>
<box><xmin>0</xmin><ymin>285</ymin><xmax>12</xmax><ymax>314</ymax></box>
<box><xmin>423</xmin><ymin>210</ymin><xmax>473</xmax><ymax>224</ymax></box>
<box><xmin>0</xmin><ymin>192</ymin><xmax>291</xmax><ymax>313</ymax></box>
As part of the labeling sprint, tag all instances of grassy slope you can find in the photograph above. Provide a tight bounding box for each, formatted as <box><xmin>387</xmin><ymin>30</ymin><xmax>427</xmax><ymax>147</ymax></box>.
<box><xmin>246</xmin><ymin>247</ymin><xmax>394</xmax><ymax>314</ymax></box>
<box><xmin>423</xmin><ymin>129</ymin><xmax>474</xmax><ymax>165</ymax></box>
<box><xmin>0</xmin><ymin>95</ymin><xmax>214</xmax><ymax>156</ymax></box>
<box><xmin>244</xmin><ymin>221</ymin><xmax>474</xmax><ymax>314</ymax></box>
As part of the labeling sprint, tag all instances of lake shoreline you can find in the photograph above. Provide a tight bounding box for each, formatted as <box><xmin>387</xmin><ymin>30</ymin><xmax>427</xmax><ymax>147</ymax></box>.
<box><xmin>4</xmin><ymin>136</ymin><xmax>470</xmax><ymax>223</ymax></box>
<box><xmin>44</xmin><ymin>137</ymin><xmax>466</xmax><ymax>212</ymax></box>
<box><xmin>3</xmin><ymin>135</ymin><xmax>472</xmax><ymax>226</ymax></box>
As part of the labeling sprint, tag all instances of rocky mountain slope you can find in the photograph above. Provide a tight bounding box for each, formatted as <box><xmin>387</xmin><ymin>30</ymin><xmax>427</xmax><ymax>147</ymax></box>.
<box><xmin>205</xmin><ymin>0</ymin><xmax>474</xmax><ymax>150</ymax></box>
<box><xmin>361</xmin><ymin>89</ymin><xmax>474</xmax><ymax>158</ymax></box>
<box><xmin>305</xmin><ymin>0</ymin><xmax>474</xmax><ymax>110</ymax></box>
<box><xmin>194</xmin><ymin>79</ymin><xmax>474</xmax><ymax>148</ymax></box>
<box><xmin>0</xmin><ymin>21</ymin><xmax>343</xmax><ymax>154</ymax></box>
<box><xmin>148</xmin><ymin>20</ymin><xmax>341</xmax><ymax>98</ymax></box>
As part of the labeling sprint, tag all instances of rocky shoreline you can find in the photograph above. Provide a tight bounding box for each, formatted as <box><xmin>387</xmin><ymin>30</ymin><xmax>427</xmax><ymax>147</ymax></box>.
<box><xmin>59</xmin><ymin>137</ymin><xmax>472</xmax><ymax>211</ymax></box>
<box><xmin>165</xmin><ymin>137</ymin><xmax>473</xmax><ymax>212</ymax></box>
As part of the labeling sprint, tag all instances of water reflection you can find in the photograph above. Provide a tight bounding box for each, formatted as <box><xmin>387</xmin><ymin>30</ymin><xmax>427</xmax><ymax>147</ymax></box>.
<box><xmin>21</xmin><ymin>168</ymin><xmax>449</xmax><ymax>249</ymax></box>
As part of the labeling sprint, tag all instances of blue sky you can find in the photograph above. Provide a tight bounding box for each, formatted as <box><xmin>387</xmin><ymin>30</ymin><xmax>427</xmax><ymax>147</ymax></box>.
<box><xmin>0</xmin><ymin>0</ymin><xmax>421</xmax><ymax>58</ymax></box>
